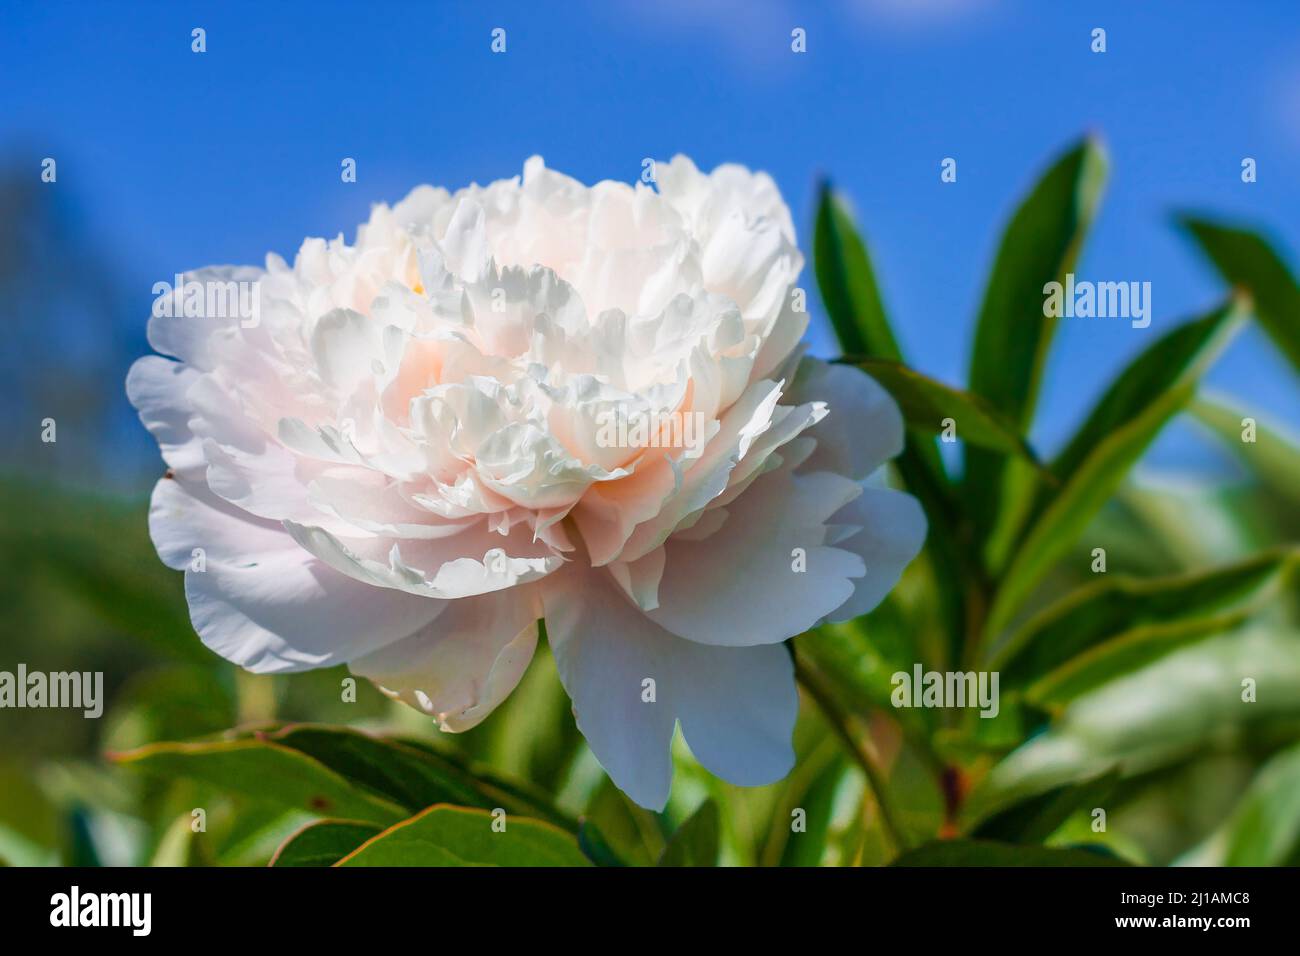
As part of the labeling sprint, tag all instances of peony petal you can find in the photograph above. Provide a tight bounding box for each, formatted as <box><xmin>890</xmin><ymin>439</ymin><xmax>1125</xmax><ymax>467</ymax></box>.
<box><xmin>674</xmin><ymin>639</ymin><xmax>797</xmax><ymax>788</ymax></box>
<box><xmin>613</xmin><ymin>377</ymin><xmax>785</xmax><ymax>565</ymax></box>
<box><xmin>606</xmin><ymin>545</ymin><xmax>666</xmax><ymax>611</ymax></box>
<box><xmin>544</xmin><ymin>564</ymin><xmax>797</xmax><ymax>810</ymax></box>
<box><xmin>282</xmin><ymin>518</ymin><xmax>563</xmax><ymax>600</ymax></box>
<box><xmin>309</xmin><ymin>307</ymin><xmax>384</xmax><ymax>394</ymax></box>
<box><xmin>647</xmin><ymin>463</ymin><xmax>867</xmax><ymax>646</ymax></box>
<box><xmin>145</xmin><ymin>265</ymin><xmax>264</xmax><ymax>370</ymax></box>
<box><xmin>350</xmin><ymin>588</ymin><xmax>541</xmax><ymax>731</ymax></box>
<box><xmin>822</xmin><ymin>486</ymin><xmax>927</xmax><ymax>624</ymax></box>
<box><xmin>787</xmin><ymin>358</ymin><xmax>904</xmax><ymax>481</ymax></box>
<box><xmin>750</xmin><ymin>298</ymin><xmax>810</xmax><ymax>385</ymax></box>
<box><xmin>148</xmin><ymin>472</ymin><xmax>290</xmax><ymax>570</ymax></box>
<box><xmin>125</xmin><ymin>356</ymin><xmax>206</xmax><ymax>479</ymax></box>
<box><xmin>154</xmin><ymin>478</ymin><xmax>443</xmax><ymax>673</ymax></box>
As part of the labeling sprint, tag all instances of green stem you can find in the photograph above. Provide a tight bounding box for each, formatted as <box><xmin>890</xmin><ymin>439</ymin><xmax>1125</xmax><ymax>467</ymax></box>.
<box><xmin>794</xmin><ymin>652</ymin><xmax>908</xmax><ymax>855</ymax></box>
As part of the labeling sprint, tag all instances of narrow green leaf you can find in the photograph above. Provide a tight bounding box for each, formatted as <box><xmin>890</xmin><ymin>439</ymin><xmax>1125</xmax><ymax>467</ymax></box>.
<box><xmin>1192</xmin><ymin>397</ymin><xmax>1300</xmax><ymax>515</ymax></box>
<box><xmin>984</xmin><ymin>300</ymin><xmax>1246</xmax><ymax>639</ymax></box>
<box><xmin>65</xmin><ymin>806</ymin><xmax>102</xmax><ymax>868</ymax></box>
<box><xmin>337</xmin><ymin>805</ymin><xmax>591</xmax><ymax>867</ymax></box>
<box><xmin>971</xmin><ymin>627</ymin><xmax>1300</xmax><ymax>818</ymax></box>
<box><xmin>577</xmin><ymin>821</ymin><xmax>627</xmax><ymax>867</ymax></box>
<box><xmin>269</xmin><ymin>819</ymin><xmax>382</xmax><ymax>867</ymax></box>
<box><xmin>813</xmin><ymin>183</ymin><xmax>902</xmax><ymax>360</ymax></box>
<box><xmin>780</xmin><ymin>763</ymin><xmax>845</xmax><ymax>867</ymax></box>
<box><xmin>890</xmin><ymin>839</ymin><xmax>1129</xmax><ymax>867</ymax></box>
<box><xmin>269</xmin><ymin>725</ymin><xmax>574</xmax><ymax>830</ymax></box>
<box><xmin>148</xmin><ymin>812</ymin><xmax>208</xmax><ymax>867</ymax></box>
<box><xmin>763</xmin><ymin>738</ymin><xmax>845</xmax><ymax>867</ymax></box>
<box><xmin>812</xmin><ymin>193</ymin><xmax>954</xmax><ymax>499</ymax></box>
<box><xmin>966</xmin><ymin>135</ymin><xmax>1109</xmax><ymax>422</ymax></box>
<box><xmin>657</xmin><ymin>799</ymin><xmax>719</xmax><ymax>867</ymax></box>
<box><xmin>971</xmin><ymin>771</ymin><xmax>1119</xmax><ymax>844</ymax></box>
<box><xmin>1222</xmin><ymin>742</ymin><xmax>1300</xmax><ymax>866</ymax></box>
<box><xmin>964</xmin><ymin>137</ymin><xmax>1109</xmax><ymax>542</ymax></box>
<box><xmin>1048</xmin><ymin>299</ymin><xmax>1248</xmax><ymax>492</ymax></box>
<box><xmin>1176</xmin><ymin>215</ymin><xmax>1300</xmax><ymax>371</ymax></box>
<box><xmin>581</xmin><ymin>778</ymin><xmax>668</xmax><ymax>867</ymax></box>
<box><xmin>798</xmin><ymin>614</ymin><xmax>932</xmax><ymax>737</ymax></box>
<box><xmin>811</xmin><ymin>191</ymin><xmax>966</xmax><ymax>665</ymax></box>
<box><xmin>111</xmin><ymin>738</ymin><xmax>407</xmax><ymax>826</ymax></box>
<box><xmin>1025</xmin><ymin>609</ymin><xmax>1254</xmax><ymax>708</ymax></box>
<box><xmin>840</xmin><ymin>358</ymin><xmax>1045</xmax><ymax>464</ymax></box>
<box><xmin>990</xmin><ymin>548</ymin><xmax>1295</xmax><ymax>684</ymax></box>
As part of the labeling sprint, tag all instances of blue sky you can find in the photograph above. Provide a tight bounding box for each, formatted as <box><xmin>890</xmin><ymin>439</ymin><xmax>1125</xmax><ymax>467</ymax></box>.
<box><xmin>2</xmin><ymin>0</ymin><xmax>1296</xmax><ymax>479</ymax></box>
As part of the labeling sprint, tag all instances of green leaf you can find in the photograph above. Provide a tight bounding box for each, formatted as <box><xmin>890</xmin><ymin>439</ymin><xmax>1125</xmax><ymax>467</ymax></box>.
<box><xmin>990</xmin><ymin>548</ymin><xmax>1295</xmax><ymax>685</ymax></box>
<box><xmin>984</xmin><ymin>299</ymin><xmax>1246</xmax><ymax>640</ymax></box>
<box><xmin>269</xmin><ymin>819</ymin><xmax>382</xmax><ymax>867</ymax></box>
<box><xmin>810</xmin><ymin>193</ymin><xmax>954</xmax><ymax>503</ymax></box>
<box><xmin>964</xmin><ymin>137</ymin><xmax>1108</xmax><ymax>542</ymax></box>
<box><xmin>576</xmin><ymin>821</ymin><xmax>627</xmax><ymax>867</ymax></box>
<box><xmin>1221</xmin><ymin>742</ymin><xmax>1300</xmax><ymax>866</ymax></box>
<box><xmin>811</xmin><ymin>193</ymin><xmax>955</xmax><ymax>510</ymax></box>
<box><xmin>762</xmin><ymin>739</ymin><xmax>846</xmax><ymax>867</ymax></box>
<box><xmin>457</xmin><ymin>636</ymin><xmax>585</xmax><ymax>793</ymax></box>
<box><xmin>65</xmin><ymin>806</ymin><xmax>102</xmax><ymax>867</ymax></box>
<box><xmin>1047</xmin><ymin>298</ymin><xmax>1248</xmax><ymax>495</ymax></box>
<box><xmin>1192</xmin><ymin>398</ymin><xmax>1300</xmax><ymax>518</ymax></box>
<box><xmin>890</xmin><ymin>839</ymin><xmax>1129</xmax><ymax>867</ymax></box>
<box><xmin>657</xmin><ymin>799</ymin><xmax>719</xmax><ymax>866</ymax></box>
<box><xmin>337</xmin><ymin>805</ymin><xmax>591</xmax><ymax>867</ymax></box>
<box><xmin>148</xmin><ymin>812</ymin><xmax>210</xmax><ymax>867</ymax></box>
<box><xmin>971</xmin><ymin>771</ymin><xmax>1119</xmax><ymax>844</ymax></box>
<box><xmin>1176</xmin><ymin>215</ymin><xmax>1300</xmax><ymax>371</ymax></box>
<box><xmin>970</xmin><ymin>627</ymin><xmax>1300</xmax><ymax>817</ymax></box>
<box><xmin>1025</xmin><ymin>610</ymin><xmax>1254</xmax><ymax>709</ymax></box>
<box><xmin>986</xmin><ymin>284</ymin><xmax>1240</xmax><ymax>575</ymax></box>
<box><xmin>798</xmin><ymin>615</ymin><xmax>931</xmax><ymax>736</ymax></box>
<box><xmin>581</xmin><ymin>778</ymin><xmax>668</xmax><ymax>867</ymax></box>
<box><xmin>0</xmin><ymin>762</ymin><xmax>61</xmax><ymax>866</ymax></box>
<box><xmin>810</xmin><ymin>192</ymin><xmax>967</xmax><ymax>664</ymax></box>
<box><xmin>112</xmin><ymin>737</ymin><xmax>407</xmax><ymax>826</ymax></box>
<box><xmin>268</xmin><ymin>725</ymin><xmax>575</xmax><ymax>830</ymax></box>
<box><xmin>102</xmin><ymin>666</ymin><xmax>237</xmax><ymax>754</ymax></box>
<box><xmin>840</xmin><ymin>358</ymin><xmax>1045</xmax><ymax>463</ymax></box>
<box><xmin>813</xmin><ymin>183</ymin><xmax>902</xmax><ymax>361</ymax></box>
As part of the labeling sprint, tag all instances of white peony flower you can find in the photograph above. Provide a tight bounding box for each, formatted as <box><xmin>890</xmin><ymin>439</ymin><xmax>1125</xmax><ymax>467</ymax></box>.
<box><xmin>127</xmin><ymin>156</ymin><xmax>925</xmax><ymax>810</ymax></box>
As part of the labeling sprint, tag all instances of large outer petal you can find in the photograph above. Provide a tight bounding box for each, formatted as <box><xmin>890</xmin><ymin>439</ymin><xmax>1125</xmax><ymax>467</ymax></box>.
<box><xmin>145</xmin><ymin>265</ymin><xmax>265</xmax><ymax>371</ymax></box>
<box><xmin>149</xmin><ymin>476</ymin><xmax>443</xmax><ymax>673</ymax></box>
<box><xmin>786</xmin><ymin>357</ymin><xmax>904</xmax><ymax>481</ymax></box>
<box><xmin>785</xmin><ymin>358</ymin><xmax>925</xmax><ymax>623</ymax></box>
<box><xmin>125</xmin><ymin>356</ymin><xmax>206</xmax><ymax>479</ymax></box>
<box><xmin>822</xmin><ymin>487</ymin><xmax>927</xmax><ymax>624</ymax></box>
<box><xmin>543</xmin><ymin>563</ymin><xmax>798</xmax><ymax>810</ymax></box>
<box><xmin>646</xmin><ymin>462</ymin><xmax>867</xmax><ymax>647</ymax></box>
